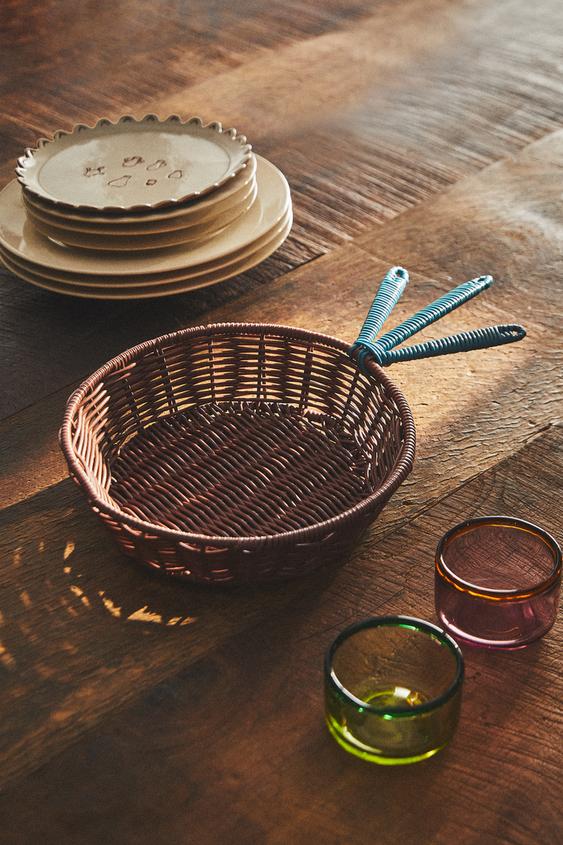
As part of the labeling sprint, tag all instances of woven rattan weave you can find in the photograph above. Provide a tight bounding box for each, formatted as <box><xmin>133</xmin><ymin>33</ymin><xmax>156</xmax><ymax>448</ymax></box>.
<box><xmin>60</xmin><ymin>323</ymin><xmax>415</xmax><ymax>584</ymax></box>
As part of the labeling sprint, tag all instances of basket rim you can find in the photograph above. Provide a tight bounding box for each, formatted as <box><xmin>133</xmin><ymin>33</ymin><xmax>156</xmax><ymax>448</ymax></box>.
<box><xmin>60</xmin><ymin>322</ymin><xmax>416</xmax><ymax>548</ymax></box>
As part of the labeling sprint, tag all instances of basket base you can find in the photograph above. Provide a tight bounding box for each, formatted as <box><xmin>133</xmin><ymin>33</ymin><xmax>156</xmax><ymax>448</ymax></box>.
<box><xmin>109</xmin><ymin>400</ymin><xmax>373</xmax><ymax>539</ymax></box>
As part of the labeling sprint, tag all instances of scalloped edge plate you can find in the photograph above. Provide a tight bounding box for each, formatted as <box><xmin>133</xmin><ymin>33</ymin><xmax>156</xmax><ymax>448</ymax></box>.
<box><xmin>22</xmin><ymin>154</ymin><xmax>257</xmax><ymax>225</ymax></box>
<box><xmin>16</xmin><ymin>114</ymin><xmax>253</xmax><ymax>212</ymax></box>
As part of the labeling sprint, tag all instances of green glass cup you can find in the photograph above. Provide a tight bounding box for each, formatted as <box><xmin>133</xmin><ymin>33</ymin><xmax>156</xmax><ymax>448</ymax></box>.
<box><xmin>324</xmin><ymin>616</ymin><xmax>464</xmax><ymax>765</ymax></box>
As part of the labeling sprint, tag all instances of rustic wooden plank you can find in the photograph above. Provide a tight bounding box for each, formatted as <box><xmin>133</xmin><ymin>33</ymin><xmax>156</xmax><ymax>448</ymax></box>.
<box><xmin>154</xmin><ymin>0</ymin><xmax>563</xmax><ymax>249</ymax></box>
<box><xmin>0</xmin><ymin>231</ymin><xmax>559</xmax><ymax>788</ymax></box>
<box><xmin>2</xmin><ymin>0</ymin><xmax>563</xmax><ymax>417</ymax></box>
<box><xmin>1</xmin><ymin>424</ymin><xmax>560</xmax><ymax>845</ymax></box>
<box><xmin>356</xmin><ymin>129</ymin><xmax>563</xmax><ymax>330</ymax></box>
<box><xmin>0</xmin><ymin>475</ymin><xmax>318</xmax><ymax>791</ymax></box>
<box><xmin>0</xmin><ymin>390</ymin><xmax>70</xmax><ymax>508</ymax></box>
<box><xmin>1</xmin><ymin>6</ymin><xmax>562</xmax><ymax>842</ymax></box>
<box><xmin>0</xmin><ymin>0</ymin><xmax>375</xmax><ymax>182</ymax></box>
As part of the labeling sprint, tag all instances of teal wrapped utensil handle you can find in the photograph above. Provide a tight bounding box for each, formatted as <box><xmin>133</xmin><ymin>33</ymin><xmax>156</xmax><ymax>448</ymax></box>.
<box><xmin>352</xmin><ymin>266</ymin><xmax>408</xmax><ymax>374</ymax></box>
<box><xmin>354</xmin><ymin>266</ymin><xmax>409</xmax><ymax>343</ymax></box>
<box><xmin>365</xmin><ymin>275</ymin><xmax>492</xmax><ymax>358</ymax></box>
<box><xmin>375</xmin><ymin>324</ymin><xmax>526</xmax><ymax>366</ymax></box>
<box><xmin>352</xmin><ymin>273</ymin><xmax>526</xmax><ymax>372</ymax></box>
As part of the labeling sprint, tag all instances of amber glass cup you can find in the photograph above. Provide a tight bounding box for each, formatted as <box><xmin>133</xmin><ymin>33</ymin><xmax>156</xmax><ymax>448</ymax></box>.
<box><xmin>325</xmin><ymin>616</ymin><xmax>464</xmax><ymax>765</ymax></box>
<box><xmin>435</xmin><ymin>516</ymin><xmax>561</xmax><ymax>649</ymax></box>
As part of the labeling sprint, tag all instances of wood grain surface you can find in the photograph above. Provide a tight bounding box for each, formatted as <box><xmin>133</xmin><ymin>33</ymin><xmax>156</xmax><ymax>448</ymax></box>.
<box><xmin>2</xmin><ymin>0</ymin><xmax>563</xmax><ymax>417</ymax></box>
<box><xmin>0</xmin><ymin>0</ymin><xmax>562</xmax><ymax>843</ymax></box>
<box><xmin>1</xmin><ymin>426</ymin><xmax>561</xmax><ymax>845</ymax></box>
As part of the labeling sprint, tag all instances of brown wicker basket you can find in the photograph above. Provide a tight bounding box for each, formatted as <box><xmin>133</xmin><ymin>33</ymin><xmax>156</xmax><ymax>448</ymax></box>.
<box><xmin>60</xmin><ymin>321</ymin><xmax>414</xmax><ymax>584</ymax></box>
<box><xmin>60</xmin><ymin>269</ymin><xmax>525</xmax><ymax>585</ymax></box>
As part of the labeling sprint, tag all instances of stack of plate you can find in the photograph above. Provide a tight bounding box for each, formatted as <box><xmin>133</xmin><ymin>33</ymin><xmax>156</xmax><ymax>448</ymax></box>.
<box><xmin>0</xmin><ymin>115</ymin><xmax>292</xmax><ymax>299</ymax></box>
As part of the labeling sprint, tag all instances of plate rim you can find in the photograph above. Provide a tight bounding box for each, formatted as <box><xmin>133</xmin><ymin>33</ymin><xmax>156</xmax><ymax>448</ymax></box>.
<box><xmin>1</xmin><ymin>205</ymin><xmax>292</xmax><ymax>286</ymax></box>
<box><xmin>27</xmin><ymin>185</ymin><xmax>259</xmax><ymax>252</ymax></box>
<box><xmin>16</xmin><ymin>114</ymin><xmax>253</xmax><ymax>212</ymax></box>
<box><xmin>22</xmin><ymin>169</ymin><xmax>256</xmax><ymax>234</ymax></box>
<box><xmin>0</xmin><ymin>213</ymin><xmax>292</xmax><ymax>299</ymax></box>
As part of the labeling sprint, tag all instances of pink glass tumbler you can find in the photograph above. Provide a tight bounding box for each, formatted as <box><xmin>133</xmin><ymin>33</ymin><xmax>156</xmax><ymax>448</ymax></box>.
<box><xmin>435</xmin><ymin>516</ymin><xmax>561</xmax><ymax>649</ymax></box>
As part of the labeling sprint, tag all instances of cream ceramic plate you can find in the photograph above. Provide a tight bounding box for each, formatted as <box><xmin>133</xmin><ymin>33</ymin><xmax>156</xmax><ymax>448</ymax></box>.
<box><xmin>0</xmin><ymin>214</ymin><xmax>292</xmax><ymax>299</ymax></box>
<box><xmin>23</xmin><ymin>173</ymin><xmax>256</xmax><ymax>235</ymax></box>
<box><xmin>28</xmin><ymin>185</ymin><xmax>258</xmax><ymax>251</ymax></box>
<box><xmin>22</xmin><ymin>154</ymin><xmax>257</xmax><ymax>227</ymax></box>
<box><xmin>16</xmin><ymin>115</ymin><xmax>252</xmax><ymax>212</ymax></box>
<box><xmin>1</xmin><ymin>207</ymin><xmax>292</xmax><ymax>287</ymax></box>
<box><xmin>0</xmin><ymin>155</ymin><xmax>289</xmax><ymax>275</ymax></box>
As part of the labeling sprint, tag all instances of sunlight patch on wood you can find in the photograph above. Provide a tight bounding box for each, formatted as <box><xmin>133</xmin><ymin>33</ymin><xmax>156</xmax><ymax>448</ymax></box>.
<box><xmin>0</xmin><ymin>642</ymin><xmax>16</xmax><ymax>669</ymax></box>
<box><xmin>127</xmin><ymin>606</ymin><xmax>163</xmax><ymax>624</ymax></box>
<box><xmin>69</xmin><ymin>585</ymin><xmax>91</xmax><ymax>609</ymax></box>
<box><xmin>63</xmin><ymin>541</ymin><xmax>75</xmax><ymax>561</ymax></box>
<box><xmin>98</xmin><ymin>591</ymin><xmax>122</xmax><ymax>619</ymax></box>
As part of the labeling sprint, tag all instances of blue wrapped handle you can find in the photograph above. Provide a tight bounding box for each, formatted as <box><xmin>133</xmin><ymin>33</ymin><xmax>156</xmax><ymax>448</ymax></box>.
<box><xmin>375</xmin><ymin>324</ymin><xmax>526</xmax><ymax>366</ymax></box>
<box><xmin>352</xmin><ymin>273</ymin><xmax>526</xmax><ymax>372</ymax></box>
<box><xmin>374</xmin><ymin>274</ymin><xmax>492</xmax><ymax>352</ymax></box>
<box><xmin>354</xmin><ymin>266</ymin><xmax>409</xmax><ymax>344</ymax></box>
<box><xmin>352</xmin><ymin>266</ymin><xmax>408</xmax><ymax>374</ymax></box>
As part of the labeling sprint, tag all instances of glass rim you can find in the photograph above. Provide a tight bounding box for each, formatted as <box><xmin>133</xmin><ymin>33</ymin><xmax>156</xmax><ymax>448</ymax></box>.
<box><xmin>325</xmin><ymin>615</ymin><xmax>464</xmax><ymax>717</ymax></box>
<box><xmin>436</xmin><ymin>515</ymin><xmax>562</xmax><ymax>600</ymax></box>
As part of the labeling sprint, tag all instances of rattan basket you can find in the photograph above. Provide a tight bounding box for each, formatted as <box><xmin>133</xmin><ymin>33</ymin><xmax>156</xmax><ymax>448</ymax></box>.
<box><xmin>60</xmin><ymin>269</ymin><xmax>525</xmax><ymax>584</ymax></box>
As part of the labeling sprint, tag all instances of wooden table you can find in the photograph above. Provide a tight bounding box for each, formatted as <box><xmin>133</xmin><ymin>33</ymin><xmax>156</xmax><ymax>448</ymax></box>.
<box><xmin>0</xmin><ymin>1</ymin><xmax>561</xmax><ymax>842</ymax></box>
